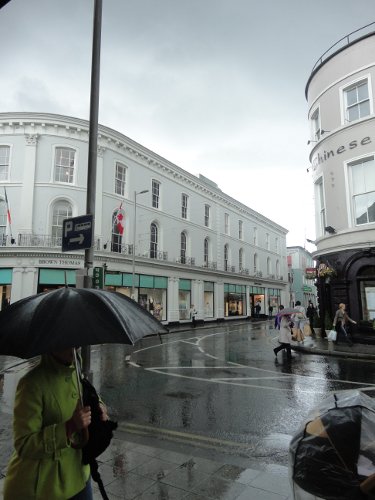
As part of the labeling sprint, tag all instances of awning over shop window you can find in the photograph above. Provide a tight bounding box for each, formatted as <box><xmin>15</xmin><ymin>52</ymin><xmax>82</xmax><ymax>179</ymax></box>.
<box><xmin>0</xmin><ymin>268</ymin><xmax>12</xmax><ymax>284</ymax></box>
<box><xmin>39</xmin><ymin>269</ymin><xmax>76</xmax><ymax>285</ymax></box>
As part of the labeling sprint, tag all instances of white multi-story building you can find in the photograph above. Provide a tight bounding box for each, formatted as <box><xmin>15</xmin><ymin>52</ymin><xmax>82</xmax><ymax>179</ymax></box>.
<box><xmin>0</xmin><ymin>112</ymin><xmax>288</xmax><ymax>324</ymax></box>
<box><xmin>306</xmin><ymin>23</ymin><xmax>375</xmax><ymax>335</ymax></box>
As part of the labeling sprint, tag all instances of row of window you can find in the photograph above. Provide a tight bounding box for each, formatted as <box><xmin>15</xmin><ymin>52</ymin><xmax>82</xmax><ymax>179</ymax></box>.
<box><xmin>0</xmin><ymin>197</ymin><xmax>281</xmax><ymax>275</ymax></box>
<box><xmin>0</xmin><ymin>144</ymin><xmax>281</xmax><ymax>250</ymax></box>
<box><xmin>310</xmin><ymin>77</ymin><xmax>372</xmax><ymax>140</ymax></box>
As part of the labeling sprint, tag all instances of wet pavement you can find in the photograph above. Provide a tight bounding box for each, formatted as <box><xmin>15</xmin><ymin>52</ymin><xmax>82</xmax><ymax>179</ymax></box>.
<box><xmin>1</xmin><ymin>320</ymin><xmax>375</xmax><ymax>499</ymax></box>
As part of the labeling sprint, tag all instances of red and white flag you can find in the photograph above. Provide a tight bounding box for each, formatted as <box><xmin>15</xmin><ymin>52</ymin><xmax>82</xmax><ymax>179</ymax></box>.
<box><xmin>114</xmin><ymin>203</ymin><xmax>124</xmax><ymax>235</ymax></box>
<box><xmin>4</xmin><ymin>187</ymin><xmax>11</xmax><ymax>225</ymax></box>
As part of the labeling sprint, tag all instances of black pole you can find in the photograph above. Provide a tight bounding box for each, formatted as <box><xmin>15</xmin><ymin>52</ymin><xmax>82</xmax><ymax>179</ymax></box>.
<box><xmin>82</xmin><ymin>0</ymin><xmax>102</xmax><ymax>378</ymax></box>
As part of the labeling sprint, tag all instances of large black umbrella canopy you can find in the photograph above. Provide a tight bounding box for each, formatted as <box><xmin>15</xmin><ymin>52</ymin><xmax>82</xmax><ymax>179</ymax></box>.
<box><xmin>0</xmin><ymin>287</ymin><xmax>168</xmax><ymax>359</ymax></box>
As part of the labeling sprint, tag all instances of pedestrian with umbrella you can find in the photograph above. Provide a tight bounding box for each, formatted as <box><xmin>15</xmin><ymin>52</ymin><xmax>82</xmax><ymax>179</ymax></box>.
<box><xmin>0</xmin><ymin>287</ymin><xmax>168</xmax><ymax>500</ymax></box>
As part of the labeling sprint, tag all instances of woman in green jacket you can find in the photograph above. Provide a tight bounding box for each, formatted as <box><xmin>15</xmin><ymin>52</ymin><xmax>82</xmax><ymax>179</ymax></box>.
<box><xmin>4</xmin><ymin>348</ymin><xmax>93</xmax><ymax>499</ymax></box>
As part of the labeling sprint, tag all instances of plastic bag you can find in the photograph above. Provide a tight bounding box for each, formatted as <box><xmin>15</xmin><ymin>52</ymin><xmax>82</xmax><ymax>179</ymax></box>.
<box><xmin>327</xmin><ymin>329</ymin><xmax>337</xmax><ymax>341</ymax></box>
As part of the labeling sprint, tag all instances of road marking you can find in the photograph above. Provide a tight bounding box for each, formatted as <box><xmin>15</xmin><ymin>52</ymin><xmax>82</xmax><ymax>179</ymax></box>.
<box><xmin>118</xmin><ymin>422</ymin><xmax>254</xmax><ymax>450</ymax></box>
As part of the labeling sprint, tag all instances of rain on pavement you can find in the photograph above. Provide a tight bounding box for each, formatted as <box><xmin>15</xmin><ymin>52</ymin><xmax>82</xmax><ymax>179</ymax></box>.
<box><xmin>2</xmin><ymin>320</ymin><xmax>375</xmax><ymax>471</ymax></box>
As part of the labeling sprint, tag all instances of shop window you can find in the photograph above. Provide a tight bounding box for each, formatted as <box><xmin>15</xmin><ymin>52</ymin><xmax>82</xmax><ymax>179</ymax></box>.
<box><xmin>350</xmin><ymin>157</ymin><xmax>375</xmax><ymax>225</ymax></box>
<box><xmin>0</xmin><ymin>145</ymin><xmax>10</xmax><ymax>181</ymax></box>
<box><xmin>204</xmin><ymin>281</ymin><xmax>214</xmax><ymax>318</ymax></box>
<box><xmin>54</xmin><ymin>147</ymin><xmax>76</xmax><ymax>184</ymax></box>
<box><xmin>150</xmin><ymin>222</ymin><xmax>158</xmax><ymax>258</ymax></box>
<box><xmin>152</xmin><ymin>179</ymin><xmax>160</xmax><ymax>209</ymax></box>
<box><xmin>51</xmin><ymin>200</ymin><xmax>72</xmax><ymax>243</ymax></box>
<box><xmin>115</xmin><ymin>162</ymin><xmax>126</xmax><ymax>196</ymax></box>
<box><xmin>343</xmin><ymin>79</ymin><xmax>370</xmax><ymax>123</ymax></box>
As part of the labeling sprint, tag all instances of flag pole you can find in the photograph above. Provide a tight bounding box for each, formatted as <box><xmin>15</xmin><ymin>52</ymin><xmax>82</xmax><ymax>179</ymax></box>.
<box><xmin>4</xmin><ymin>187</ymin><xmax>14</xmax><ymax>245</ymax></box>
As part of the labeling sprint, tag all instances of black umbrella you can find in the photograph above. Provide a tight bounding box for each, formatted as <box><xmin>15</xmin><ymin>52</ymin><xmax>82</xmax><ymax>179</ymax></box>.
<box><xmin>0</xmin><ymin>287</ymin><xmax>168</xmax><ymax>358</ymax></box>
<box><xmin>289</xmin><ymin>391</ymin><xmax>375</xmax><ymax>500</ymax></box>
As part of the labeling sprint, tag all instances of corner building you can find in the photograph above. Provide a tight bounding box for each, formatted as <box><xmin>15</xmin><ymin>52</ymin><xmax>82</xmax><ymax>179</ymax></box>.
<box><xmin>0</xmin><ymin>112</ymin><xmax>288</xmax><ymax>325</ymax></box>
<box><xmin>306</xmin><ymin>25</ymin><xmax>375</xmax><ymax>335</ymax></box>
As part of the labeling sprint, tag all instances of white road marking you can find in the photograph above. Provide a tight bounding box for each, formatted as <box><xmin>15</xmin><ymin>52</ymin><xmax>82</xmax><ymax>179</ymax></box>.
<box><xmin>129</xmin><ymin>327</ymin><xmax>375</xmax><ymax>394</ymax></box>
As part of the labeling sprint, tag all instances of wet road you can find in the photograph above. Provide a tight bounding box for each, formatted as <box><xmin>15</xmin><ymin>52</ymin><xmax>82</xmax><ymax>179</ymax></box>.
<box><xmin>2</xmin><ymin>320</ymin><xmax>375</xmax><ymax>470</ymax></box>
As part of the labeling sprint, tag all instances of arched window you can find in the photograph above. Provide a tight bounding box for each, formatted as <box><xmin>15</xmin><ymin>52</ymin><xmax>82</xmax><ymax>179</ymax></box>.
<box><xmin>111</xmin><ymin>207</ymin><xmax>125</xmax><ymax>253</ymax></box>
<box><xmin>224</xmin><ymin>244</ymin><xmax>229</xmax><ymax>271</ymax></box>
<box><xmin>239</xmin><ymin>248</ymin><xmax>244</xmax><ymax>270</ymax></box>
<box><xmin>52</xmin><ymin>200</ymin><xmax>72</xmax><ymax>244</ymax></box>
<box><xmin>204</xmin><ymin>237</ymin><xmax>209</xmax><ymax>266</ymax></box>
<box><xmin>180</xmin><ymin>232</ymin><xmax>187</xmax><ymax>264</ymax></box>
<box><xmin>150</xmin><ymin>223</ymin><xmax>158</xmax><ymax>258</ymax></box>
<box><xmin>276</xmin><ymin>259</ymin><xmax>280</xmax><ymax>277</ymax></box>
<box><xmin>254</xmin><ymin>253</ymin><xmax>258</xmax><ymax>272</ymax></box>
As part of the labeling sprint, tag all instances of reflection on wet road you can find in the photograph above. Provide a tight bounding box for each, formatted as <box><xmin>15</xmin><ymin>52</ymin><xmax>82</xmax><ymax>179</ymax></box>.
<box><xmin>2</xmin><ymin>321</ymin><xmax>375</xmax><ymax>468</ymax></box>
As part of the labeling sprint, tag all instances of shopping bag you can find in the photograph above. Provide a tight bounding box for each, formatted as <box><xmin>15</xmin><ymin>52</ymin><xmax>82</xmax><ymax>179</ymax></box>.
<box><xmin>327</xmin><ymin>329</ymin><xmax>337</xmax><ymax>341</ymax></box>
<box><xmin>303</xmin><ymin>323</ymin><xmax>312</xmax><ymax>336</ymax></box>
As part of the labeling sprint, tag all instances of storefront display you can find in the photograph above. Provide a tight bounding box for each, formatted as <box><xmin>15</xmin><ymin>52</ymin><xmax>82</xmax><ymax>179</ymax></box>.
<box><xmin>224</xmin><ymin>284</ymin><xmax>246</xmax><ymax>317</ymax></box>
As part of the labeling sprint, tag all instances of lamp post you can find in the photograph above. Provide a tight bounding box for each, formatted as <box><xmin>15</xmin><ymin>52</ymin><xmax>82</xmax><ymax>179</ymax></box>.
<box><xmin>131</xmin><ymin>189</ymin><xmax>149</xmax><ymax>300</ymax></box>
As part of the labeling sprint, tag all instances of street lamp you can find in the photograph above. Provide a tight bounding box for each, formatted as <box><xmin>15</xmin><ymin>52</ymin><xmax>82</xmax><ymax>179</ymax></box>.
<box><xmin>131</xmin><ymin>189</ymin><xmax>149</xmax><ymax>300</ymax></box>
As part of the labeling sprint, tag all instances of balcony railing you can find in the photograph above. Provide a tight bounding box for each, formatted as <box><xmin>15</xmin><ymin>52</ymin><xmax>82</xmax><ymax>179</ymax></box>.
<box><xmin>176</xmin><ymin>256</ymin><xmax>196</xmax><ymax>266</ymax></box>
<box><xmin>142</xmin><ymin>250</ymin><xmax>168</xmax><ymax>261</ymax></box>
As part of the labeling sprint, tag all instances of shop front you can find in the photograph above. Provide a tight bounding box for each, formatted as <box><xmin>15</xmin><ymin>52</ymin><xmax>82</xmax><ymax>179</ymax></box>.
<box><xmin>204</xmin><ymin>281</ymin><xmax>214</xmax><ymax>318</ymax></box>
<box><xmin>105</xmin><ymin>272</ymin><xmax>167</xmax><ymax>321</ymax></box>
<box><xmin>179</xmin><ymin>279</ymin><xmax>191</xmax><ymax>320</ymax></box>
<box><xmin>0</xmin><ymin>268</ymin><xmax>12</xmax><ymax>309</ymax></box>
<box><xmin>38</xmin><ymin>268</ymin><xmax>76</xmax><ymax>292</ymax></box>
<box><xmin>224</xmin><ymin>284</ymin><xmax>246</xmax><ymax>317</ymax></box>
<box><xmin>250</xmin><ymin>286</ymin><xmax>265</xmax><ymax>317</ymax></box>
<box><xmin>267</xmin><ymin>288</ymin><xmax>281</xmax><ymax>315</ymax></box>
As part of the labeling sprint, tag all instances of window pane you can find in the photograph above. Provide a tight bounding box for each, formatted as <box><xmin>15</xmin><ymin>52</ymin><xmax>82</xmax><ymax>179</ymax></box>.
<box><xmin>346</xmin><ymin>87</ymin><xmax>357</xmax><ymax>106</ymax></box>
<box><xmin>115</xmin><ymin>163</ymin><xmax>126</xmax><ymax>196</ymax></box>
<box><xmin>359</xmin><ymin>100</ymin><xmax>370</xmax><ymax>118</ymax></box>
<box><xmin>348</xmin><ymin>106</ymin><xmax>359</xmax><ymax>122</ymax></box>
<box><xmin>363</xmin><ymin>159</ymin><xmax>375</xmax><ymax>192</ymax></box>
<box><xmin>358</xmin><ymin>82</ymin><xmax>369</xmax><ymax>101</ymax></box>
<box><xmin>354</xmin><ymin>193</ymin><xmax>369</xmax><ymax>224</ymax></box>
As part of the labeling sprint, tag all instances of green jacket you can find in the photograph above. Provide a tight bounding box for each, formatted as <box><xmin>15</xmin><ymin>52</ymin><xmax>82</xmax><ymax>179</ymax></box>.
<box><xmin>4</xmin><ymin>355</ymin><xmax>90</xmax><ymax>499</ymax></box>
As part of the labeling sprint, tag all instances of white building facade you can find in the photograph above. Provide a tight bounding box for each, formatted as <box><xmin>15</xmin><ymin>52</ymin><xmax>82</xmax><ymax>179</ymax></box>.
<box><xmin>0</xmin><ymin>112</ymin><xmax>288</xmax><ymax>324</ymax></box>
<box><xmin>306</xmin><ymin>24</ymin><xmax>375</xmax><ymax>335</ymax></box>
<box><xmin>287</xmin><ymin>246</ymin><xmax>317</xmax><ymax>308</ymax></box>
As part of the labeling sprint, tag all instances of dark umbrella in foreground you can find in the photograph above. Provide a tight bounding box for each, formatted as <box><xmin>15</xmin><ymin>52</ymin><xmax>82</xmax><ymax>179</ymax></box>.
<box><xmin>289</xmin><ymin>390</ymin><xmax>375</xmax><ymax>500</ymax></box>
<box><xmin>0</xmin><ymin>287</ymin><xmax>168</xmax><ymax>359</ymax></box>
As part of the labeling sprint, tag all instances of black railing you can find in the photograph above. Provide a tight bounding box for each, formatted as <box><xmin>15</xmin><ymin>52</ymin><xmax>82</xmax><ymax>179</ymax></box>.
<box><xmin>310</xmin><ymin>22</ymin><xmax>375</xmax><ymax>74</ymax></box>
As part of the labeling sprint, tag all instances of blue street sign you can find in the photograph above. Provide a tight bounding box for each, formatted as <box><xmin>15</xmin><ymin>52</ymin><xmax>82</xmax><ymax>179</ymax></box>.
<box><xmin>62</xmin><ymin>214</ymin><xmax>93</xmax><ymax>252</ymax></box>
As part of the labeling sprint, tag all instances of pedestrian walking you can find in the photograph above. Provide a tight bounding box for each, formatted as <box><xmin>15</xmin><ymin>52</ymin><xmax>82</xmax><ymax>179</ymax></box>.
<box><xmin>274</xmin><ymin>304</ymin><xmax>285</xmax><ymax>329</ymax></box>
<box><xmin>190</xmin><ymin>305</ymin><xmax>197</xmax><ymax>327</ymax></box>
<box><xmin>268</xmin><ymin>303</ymin><xmax>274</xmax><ymax>319</ymax></box>
<box><xmin>306</xmin><ymin>301</ymin><xmax>316</xmax><ymax>335</ymax></box>
<box><xmin>273</xmin><ymin>315</ymin><xmax>292</xmax><ymax>360</ymax></box>
<box><xmin>3</xmin><ymin>348</ymin><xmax>108</xmax><ymax>500</ymax></box>
<box><xmin>333</xmin><ymin>303</ymin><xmax>357</xmax><ymax>346</ymax></box>
<box><xmin>292</xmin><ymin>301</ymin><xmax>306</xmax><ymax>343</ymax></box>
<box><xmin>255</xmin><ymin>300</ymin><xmax>261</xmax><ymax>318</ymax></box>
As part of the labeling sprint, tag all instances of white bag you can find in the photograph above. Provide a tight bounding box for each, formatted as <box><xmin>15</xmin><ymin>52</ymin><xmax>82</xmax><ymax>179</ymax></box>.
<box><xmin>327</xmin><ymin>329</ymin><xmax>337</xmax><ymax>341</ymax></box>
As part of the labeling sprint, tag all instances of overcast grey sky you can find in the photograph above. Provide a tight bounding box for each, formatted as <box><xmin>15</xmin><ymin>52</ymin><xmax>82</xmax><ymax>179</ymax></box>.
<box><xmin>0</xmin><ymin>0</ymin><xmax>374</xmax><ymax>248</ymax></box>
